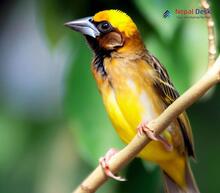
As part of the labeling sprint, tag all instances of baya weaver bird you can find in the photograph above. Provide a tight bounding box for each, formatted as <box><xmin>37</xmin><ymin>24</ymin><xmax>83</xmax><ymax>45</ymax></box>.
<box><xmin>65</xmin><ymin>10</ymin><xmax>199</xmax><ymax>193</ymax></box>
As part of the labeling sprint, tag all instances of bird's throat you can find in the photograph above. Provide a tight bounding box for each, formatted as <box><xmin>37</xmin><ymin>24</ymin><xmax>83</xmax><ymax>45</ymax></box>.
<box><xmin>93</xmin><ymin>50</ymin><xmax>108</xmax><ymax>77</ymax></box>
<box><xmin>86</xmin><ymin>36</ymin><xmax>109</xmax><ymax>77</ymax></box>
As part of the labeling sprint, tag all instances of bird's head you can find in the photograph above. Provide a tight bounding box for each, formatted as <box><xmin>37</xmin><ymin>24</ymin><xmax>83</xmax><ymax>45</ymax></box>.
<box><xmin>65</xmin><ymin>10</ymin><xmax>144</xmax><ymax>53</ymax></box>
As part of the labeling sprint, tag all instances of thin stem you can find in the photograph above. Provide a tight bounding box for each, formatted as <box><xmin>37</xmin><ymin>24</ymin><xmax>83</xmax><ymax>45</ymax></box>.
<box><xmin>201</xmin><ymin>0</ymin><xmax>217</xmax><ymax>67</ymax></box>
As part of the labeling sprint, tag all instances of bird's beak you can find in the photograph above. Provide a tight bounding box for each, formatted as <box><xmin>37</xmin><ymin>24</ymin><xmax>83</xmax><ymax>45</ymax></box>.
<box><xmin>64</xmin><ymin>17</ymin><xmax>100</xmax><ymax>38</ymax></box>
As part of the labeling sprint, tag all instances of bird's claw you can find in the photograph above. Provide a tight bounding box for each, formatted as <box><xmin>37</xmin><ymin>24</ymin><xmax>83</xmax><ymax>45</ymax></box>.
<box><xmin>99</xmin><ymin>148</ymin><xmax>126</xmax><ymax>181</ymax></box>
<box><xmin>137</xmin><ymin>121</ymin><xmax>173</xmax><ymax>151</ymax></box>
<box><xmin>137</xmin><ymin>120</ymin><xmax>157</xmax><ymax>140</ymax></box>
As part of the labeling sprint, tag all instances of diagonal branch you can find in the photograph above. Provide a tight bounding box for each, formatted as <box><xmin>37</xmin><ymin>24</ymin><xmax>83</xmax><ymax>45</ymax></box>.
<box><xmin>73</xmin><ymin>55</ymin><xmax>220</xmax><ymax>193</ymax></box>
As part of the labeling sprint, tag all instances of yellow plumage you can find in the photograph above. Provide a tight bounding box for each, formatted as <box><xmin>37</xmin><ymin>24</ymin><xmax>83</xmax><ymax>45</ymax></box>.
<box><xmin>99</xmin><ymin>56</ymin><xmax>186</xmax><ymax>187</ymax></box>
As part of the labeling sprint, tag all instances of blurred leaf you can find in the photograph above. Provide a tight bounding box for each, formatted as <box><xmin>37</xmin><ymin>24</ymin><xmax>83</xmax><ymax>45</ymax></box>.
<box><xmin>0</xmin><ymin>117</ymin><xmax>27</xmax><ymax>172</ymax></box>
<box><xmin>180</xmin><ymin>19</ymin><xmax>208</xmax><ymax>84</ymax></box>
<box><xmin>65</xmin><ymin>36</ymin><xmax>123</xmax><ymax>166</ymax></box>
<box><xmin>134</xmin><ymin>0</ymin><xmax>201</xmax><ymax>42</ymax></box>
<box><xmin>188</xmin><ymin>86</ymin><xmax>220</xmax><ymax>193</ymax></box>
<box><xmin>212</xmin><ymin>0</ymin><xmax>220</xmax><ymax>52</ymax></box>
<box><xmin>141</xmin><ymin>160</ymin><xmax>157</xmax><ymax>172</ymax></box>
<box><xmin>37</xmin><ymin>0</ymin><xmax>88</xmax><ymax>47</ymax></box>
<box><xmin>135</xmin><ymin>0</ymin><xmax>180</xmax><ymax>42</ymax></box>
<box><xmin>118</xmin><ymin>159</ymin><xmax>161</xmax><ymax>193</ymax></box>
<box><xmin>38</xmin><ymin>0</ymin><xmax>66</xmax><ymax>47</ymax></box>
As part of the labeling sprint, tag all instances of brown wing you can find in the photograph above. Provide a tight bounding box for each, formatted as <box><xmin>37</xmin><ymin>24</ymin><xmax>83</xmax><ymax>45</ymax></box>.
<box><xmin>147</xmin><ymin>54</ymin><xmax>195</xmax><ymax>158</ymax></box>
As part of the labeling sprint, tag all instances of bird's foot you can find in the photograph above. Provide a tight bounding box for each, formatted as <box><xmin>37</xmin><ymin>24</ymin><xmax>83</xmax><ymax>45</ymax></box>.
<box><xmin>137</xmin><ymin>120</ymin><xmax>173</xmax><ymax>151</ymax></box>
<box><xmin>99</xmin><ymin>148</ymin><xmax>126</xmax><ymax>181</ymax></box>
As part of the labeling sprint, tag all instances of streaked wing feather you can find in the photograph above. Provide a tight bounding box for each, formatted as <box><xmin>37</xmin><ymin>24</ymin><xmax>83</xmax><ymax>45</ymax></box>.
<box><xmin>148</xmin><ymin>54</ymin><xmax>195</xmax><ymax>157</ymax></box>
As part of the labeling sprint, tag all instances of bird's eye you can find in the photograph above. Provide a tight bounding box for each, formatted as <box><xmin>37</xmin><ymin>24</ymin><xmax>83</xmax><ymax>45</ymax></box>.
<box><xmin>97</xmin><ymin>21</ymin><xmax>112</xmax><ymax>33</ymax></box>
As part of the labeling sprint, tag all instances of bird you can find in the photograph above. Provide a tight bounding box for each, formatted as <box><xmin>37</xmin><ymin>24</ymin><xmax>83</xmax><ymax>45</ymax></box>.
<box><xmin>65</xmin><ymin>10</ymin><xmax>199</xmax><ymax>193</ymax></box>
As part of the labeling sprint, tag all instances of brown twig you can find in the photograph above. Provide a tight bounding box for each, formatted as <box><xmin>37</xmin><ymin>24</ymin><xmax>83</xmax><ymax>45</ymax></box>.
<box><xmin>201</xmin><ymin>0</ymin><xmax>217</xmax><ymax>67</ymax></box>
<box><xmin>73</xmin><ymin>55</ymin><xmax>220</xmax><ymax>193</ymax></box>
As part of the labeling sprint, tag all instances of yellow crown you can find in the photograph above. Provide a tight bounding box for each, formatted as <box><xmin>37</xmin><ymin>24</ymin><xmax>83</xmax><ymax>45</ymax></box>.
<box><xmin>93</xmin><ymin>10</ymin><xmax>137</xmax><ymax>37</ymax></box>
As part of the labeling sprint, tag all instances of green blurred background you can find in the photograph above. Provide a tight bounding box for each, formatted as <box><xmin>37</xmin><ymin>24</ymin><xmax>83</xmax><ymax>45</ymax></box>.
<box><xmin>0</xmin><ymin>0</ymin><xmax>219</xmax><ymax>193</ymax></box>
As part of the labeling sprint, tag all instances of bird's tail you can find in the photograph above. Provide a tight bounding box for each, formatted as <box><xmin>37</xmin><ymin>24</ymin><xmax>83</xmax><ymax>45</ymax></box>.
<box><xmin>163</xmin><ymin>162</ymin><xmax>200</xmax><ymax>193</ymax></box>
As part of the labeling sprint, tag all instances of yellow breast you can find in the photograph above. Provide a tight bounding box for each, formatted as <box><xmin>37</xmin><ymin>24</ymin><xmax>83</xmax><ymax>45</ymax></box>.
<box><xmin>93</xmin><ymin>57</ymin><xmax>186</xmax><ymax>186</ymax></box>
<box><xmin>99</xmin><ymin>58</ymin><xmax>177</xmax><ymax>161</ymax></box>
